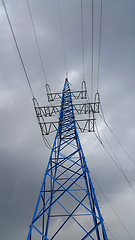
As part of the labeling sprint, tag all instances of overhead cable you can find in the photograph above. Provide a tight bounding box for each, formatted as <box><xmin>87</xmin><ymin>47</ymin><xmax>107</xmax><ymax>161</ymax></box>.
<box><xmin>3</xmin><ymin>0</ymin><xmax>51</xmax><ymax>150</ymax></box>
<box><xmin>99</xmin><ymin>103</ymin><xmax>135</xmax><ymax>165</ymax></box>
<box><xmin>91</xmin><ymin>0</ymin><xmax>94</xmax><ymax>102</ymax></box>
<box><xmin>2</xmin><ymin>0</ymin><xmax>34</xmax><ymax>98</ymax></box>
<box><xmin>42</xmin><ymin>135</ymin><xmax>52</xmax><ymax>149</ymax></box>
<box><xmin>57</xmin><ymin>0</ymin><xmax>68</xmax><ymax>77</ymax></box>
<box><xmin>86</xmin><ymin>151</ymin><xmax>132</xmax><ymax>239</ymax></box>
<box><xmin>81</xmin><ymin>0</ymin><xmax>85</xmax><ymax>81</ymax></box>
<box><xmin>91</xmin><ymin>173</ymin><xmax>134</xmax><ymax>240</ymax></box>
<box><xmin>32</xmin><ymin>97</ymin><xmax>52</xmax><ymax>149</ymax></box>
<box><xmin>107</xmin><ymin>230</ymin><xmax>117</xmax><ymax>240</ymax></box>
<box><xmin>85</xmin><ymin>159</ymin><xmax>117</xmax><ymax>240</ymax></box>
<box><xmin>103</xmin><ymin>116</ymin><xmax>135</xmax><ymax>165</ymax></box>
<box><xmin>26</xmin><ymin>0</ymin><xmax>47</xmax><ymax>84</ymax></box>
<box><xmin>97</xmin><ymin>0</ymin><xmax>103</xmax><ymax>92</ymax></box>
<box><xmin>94</xmin><ymin>131</ymin><xmax>135</xmax><ymax>195</ymax></box>
<box><xmin>96</xmin><ymin>119</ymin><xmax>128</xmax><ymax>178</ymax></box>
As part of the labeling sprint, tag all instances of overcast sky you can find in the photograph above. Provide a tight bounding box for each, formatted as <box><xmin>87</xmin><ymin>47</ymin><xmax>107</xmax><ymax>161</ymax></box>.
<box><xmin>0</xmin><ymin>0</ymin><xmax>135</xmax><ymax>240</ymax></box>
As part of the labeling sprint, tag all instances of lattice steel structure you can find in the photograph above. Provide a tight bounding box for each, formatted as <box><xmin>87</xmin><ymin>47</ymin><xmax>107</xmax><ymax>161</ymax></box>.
<box><xmin>33</xmin><ymin>80</ymin><xmax>100</xmax><ymax>135</ymax></box>
<box><xmin>27</xmin><ymin>78</ymin><xmax>108</xmax><ymax>240</ymax></box>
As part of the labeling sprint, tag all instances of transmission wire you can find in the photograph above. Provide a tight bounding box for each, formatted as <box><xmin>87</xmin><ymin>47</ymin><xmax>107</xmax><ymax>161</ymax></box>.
<box><xmin>81</xmin><ymin>86</ymin><xmax>134</xmax><ymax>193</ymax></box>
<box><xmin>107</xmin><ymin>230</ymin><xmax>117</xmax><ymax>240</ymax></box>
<box><xmin>81</xmin><ymin>0</ymin><xmax>85</xmax><ymax>81</ymax></box>
<box><xmin>26</xmin><ymin>0</ymin><xmax>47</xmax><ymax>84</ymax></box>
<box><xmin>3</xmin><ymin>0</ymin><xmax>52</xmax><ymax>150</ymax></box>
<box><xmin>83</xmin><ymin>122</ymin><xmax>134</xmax><ymax>239</ymax></box>
<box><xmin>91</xmin><ymin>0</ymin><xmax>94</xmax><ymax>102</ymax></box>
<box><xmin>96</xmin><ymin>119</ymin><xmax>128</xmax><ymax>177</ymax></box>
<box><xmin>91</xmin><ymin>173</ymin><xmax>134</xmax><ymax>240</ymax></box>
<box><xmin>57</xmin><ymin>0</ymin><xmax>68</xmax><ymax>77</ymax></box>
<box><xmin>103</xmin><ymin>115</ymin><xmax>135</xmax><ymax>165</ymax></box>
<box><xmin>94</xmin><ymin>131</ymin><xmax>135</xmax><ymax>195</ymax></box>
<box><xmin>2</xmin><ymin>0</ymin><xmax>34</xmax><ymax>98</ymax></box>
<box><xmin>99</xmin><ymin>103</ymin><xmax>135</xmax><ymax>165</ymax></box>
<box><xmin>97</xmin><ymin>0</ymin><xmax>103</xmax><ymax>92</ymax></box>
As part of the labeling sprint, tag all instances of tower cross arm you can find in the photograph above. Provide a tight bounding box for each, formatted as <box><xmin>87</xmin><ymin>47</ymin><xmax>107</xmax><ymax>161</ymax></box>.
<box><xmin>38</xmin><ymin>118</ymin><xmax>95</xmax><ymax>135</ymax></box>
<box><xmin>47</xmin><ymin>90</ymin><xmax>87</xmax><ymax>102</ymax></box>
<box><xmin>35</xmin><ymin>102</ymin><xmax>99</xmax><ymax>118</ymax></box>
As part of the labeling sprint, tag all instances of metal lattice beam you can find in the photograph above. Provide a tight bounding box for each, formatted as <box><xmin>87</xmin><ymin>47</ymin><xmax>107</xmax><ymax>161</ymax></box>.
<box><xmin>27</xmin><ymin>78</ymin><xmax>108</xmax><ymax>240</ymax></box>
<box><xmin>34</xmin><ymin>102</ymin><xmax>99</xmax><ymax>117</ymax></box>
<box><xmin>33</xmin><ymin>90</ymin><xmax>99</xmax><ymax>135</ymax></box>
<box><xmin>47</xmin><ymin>90</ymin><xmax>87</xmax><ymax>102</ymax></box>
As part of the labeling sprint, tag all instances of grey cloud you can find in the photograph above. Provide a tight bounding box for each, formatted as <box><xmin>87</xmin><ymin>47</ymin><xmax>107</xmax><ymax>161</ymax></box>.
<box><xmin>0</xmin><ymin>0</ymin><xmax>135</xmax><ymax>240</ymax></box>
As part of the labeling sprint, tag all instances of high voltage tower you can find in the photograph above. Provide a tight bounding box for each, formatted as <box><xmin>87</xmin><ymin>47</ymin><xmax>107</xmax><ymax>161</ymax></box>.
<box><xmin>27</xmin><ymin>78</ymin><xmax>108</xmax><ymax>240</ymax></box>
<box><xmin>2</xmin><ymin>0</ymin><xmax>134</xmax><ymax>239</ymax></box>
<box><xmin>2</xmin><ymin>1</ymin><xmax>108</xmax><ymax>238</ymax></box>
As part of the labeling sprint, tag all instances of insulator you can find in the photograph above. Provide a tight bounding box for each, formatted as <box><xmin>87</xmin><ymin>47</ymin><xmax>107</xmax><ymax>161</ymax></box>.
<box><xmin>46</xmin><ymin>83</ymin><xmax>53</xmax><ymax>101</ymax></box>
<box><xmin>81</xmin><ymin>79</ymin><xmax>87</xmax><ymax>99</ymax></box>
<box><xmin>46</xmin><ymin>83</ymin><xmax>51</xmax><ymax>94</ymax></box>
<box><xmin>32</xmin><ymin>97</ymin><xmax>39</xmax><ymax>108</ymax></box>
<box><xmin>94</xmin><ymin>91</ymin><xmax>100</xmax><ymax>103</ymax></box>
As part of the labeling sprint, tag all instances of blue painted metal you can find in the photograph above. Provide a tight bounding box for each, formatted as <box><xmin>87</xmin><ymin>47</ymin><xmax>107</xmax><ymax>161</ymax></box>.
<box><xmin>27</xmin><ymin>78</ymin><xmax>108</xmax><ymax>240</ymax></box>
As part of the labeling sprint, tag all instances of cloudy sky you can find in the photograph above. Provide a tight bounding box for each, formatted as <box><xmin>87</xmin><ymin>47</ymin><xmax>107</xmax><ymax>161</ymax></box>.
<box><xmin>0</xmin><ymin>0</ymin><xmax>135</xmax><ymax>239</ymax></box>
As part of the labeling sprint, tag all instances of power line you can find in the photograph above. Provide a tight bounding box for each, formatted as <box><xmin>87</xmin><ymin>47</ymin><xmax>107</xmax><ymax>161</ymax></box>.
<box><xmin>42</xmin><ymin>135</ymin><xmax>52</xmax><ymax>149</ymax></box>
<box><xmin>90</xmin><ymin>173</ymin><xmax>117</xmax><ymax>240</ymax></box>
<box><xmin>91</xmin><ymin>173</ymin><xmax>134</xmax><ymax>240</ymax></box>
<box><xmin>91</xmin><ymin>0</ymin><xmax>94</xmax><ymax>102</ymax></box>
<box><xmin>81</xmin><ymin>0</ymin><xmax>85</xmax><ymax>81</ymax></box>
<box><xmin>26</xmin><ymin>0</ymin><xmax>47</xmax><ymax>84</ymax></box>
<box><xmin>2</xmin><ymin>0</ymin><xmax>52</xmax><ymax>150</ymax></box>
<box><xmin>32</xmin><ymin>97</ymin><xmax>52</xmax><ymax>149</ymax></box>
<box><xmin>107</xmin><ymin>229</ymin><xmax>117</xmax><ymax>240</ymax></box>
<box><xmin>99</xmin><ymin>103</ymin><xmax>135</xmax><ymax>165</ymax></box>
<box><xmin>97</xmin><ymin>0</ymin><xmax>103</xmax><ymax>92</ymax></box>
<box><xmin>105</xmin><ymin>118</ymin><xmax>135</xmax><ymax>165</ymax></box>
<box><xmin>107</xmin><ymin>230</ymin><xmax>117</xmax><ymax>240</ymax></box>
<box><xmin>96</xmin><ymin>119</ymin><xmax>128</xmax><ymax>178</ymax></box>
<box><xmin>57</xmin><ymin>0</ymin><xmax>68</xmax><ymax>77</ymax></box>
<box><xmin>2</xmin><ymin>0</ymin><xmax>34</xmax><ymax>98</ymax></box>
<box><xmin>85</xmin><ymin>156</ymin><xmax>122</xmax><ymax>240</ymax></box>
<box><xmin>94</xmin><ymin>131</ymin><xmax>135</xmax><ymax>195</ymax></box>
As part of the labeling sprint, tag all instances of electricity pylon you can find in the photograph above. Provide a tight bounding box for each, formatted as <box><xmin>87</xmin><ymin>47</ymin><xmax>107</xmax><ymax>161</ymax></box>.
<box><xmin>26</xmin><ymin>78</ymin><xmax>108</xmax><ymax>240</ymax></box>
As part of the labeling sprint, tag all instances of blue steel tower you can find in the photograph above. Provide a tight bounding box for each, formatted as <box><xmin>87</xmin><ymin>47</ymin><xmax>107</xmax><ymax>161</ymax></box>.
<box><xmin>27</xmin><ymin>78</ymin><xmax>108</xmax><ymax>240</ymax></box>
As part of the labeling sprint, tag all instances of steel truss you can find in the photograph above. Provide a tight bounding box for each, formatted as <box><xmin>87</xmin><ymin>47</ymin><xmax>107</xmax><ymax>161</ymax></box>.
<box><xmin>27</xmin><ymin>78</ymin><xmax>108</xmax><ymax>240</ymax></box>
<box><xmin>33</xmin><ymin>81</ymin><xmax>100</xmax><ymax>135</ymax></box>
